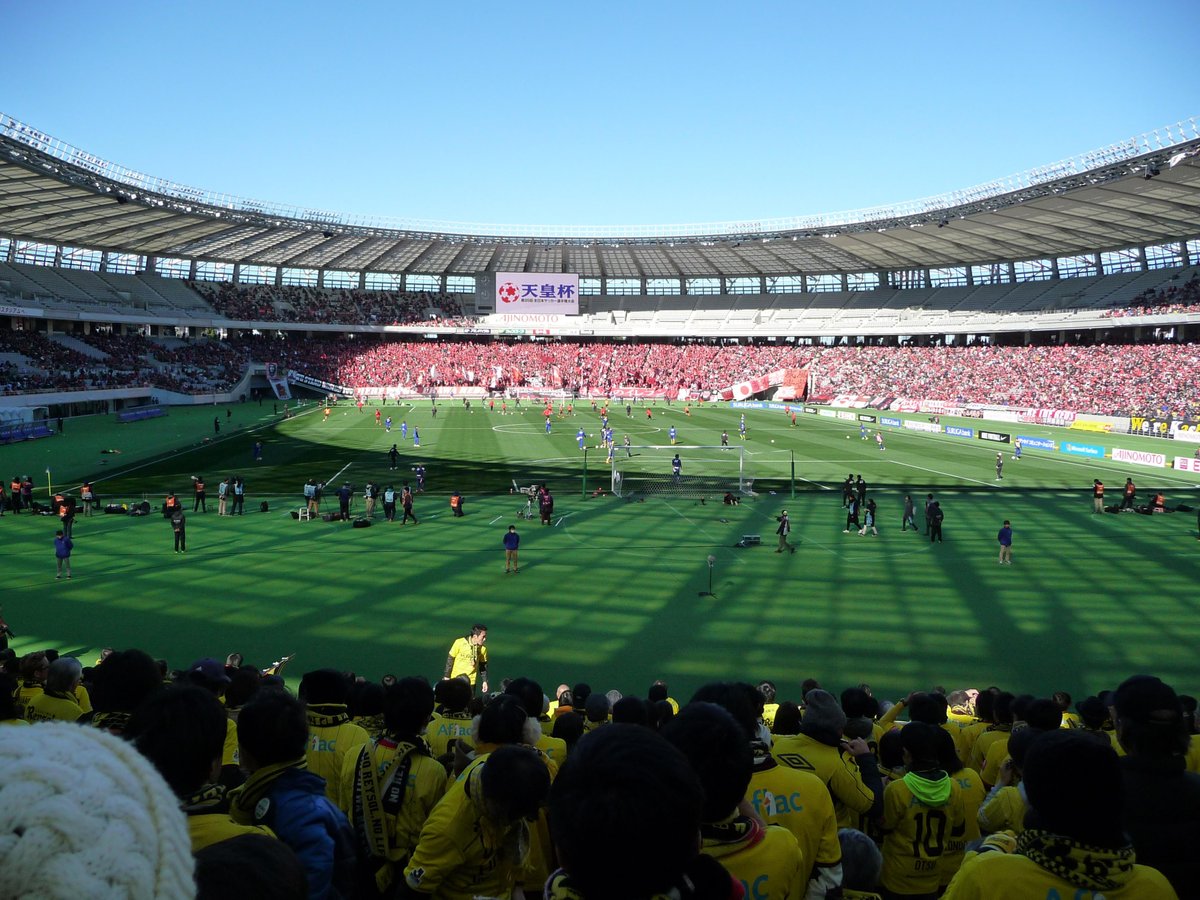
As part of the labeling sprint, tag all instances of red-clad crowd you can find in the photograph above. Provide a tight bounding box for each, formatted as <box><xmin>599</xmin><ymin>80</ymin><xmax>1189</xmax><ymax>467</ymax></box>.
<box><xmin>1104</xmin><ymin>271</ymin><xmax>1200</xmax><ymax>318</ymax></box>
<box><xmin>810</xmin><ymin>343</ymin><xmax>1200</xmax><ymax>420</ymax></box>
<box><xmin>188</xmin><ymin>282</ymin><xmax>465</xmax><ymax>326</ymax></box>
<box><xmin>264</xmin><ymin>338</ymin><xmax>809</xmax><ymax>396</ymax></box>
<box><xmin>3</xmin><ymin>328</ymin><xmax>1198</xmax><ymax>419</ymax></box>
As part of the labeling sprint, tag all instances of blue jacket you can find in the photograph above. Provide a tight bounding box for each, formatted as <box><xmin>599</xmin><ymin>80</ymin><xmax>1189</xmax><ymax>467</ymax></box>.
<box><xmin>257</xmin><ymin>768</ymin><xmax>357</xmax><ymax>900</ymax></box>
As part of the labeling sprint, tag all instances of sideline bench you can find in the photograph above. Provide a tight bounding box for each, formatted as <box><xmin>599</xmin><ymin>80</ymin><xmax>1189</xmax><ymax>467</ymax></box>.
<box><xmin>0</xmin><ymin>423</ymin><xmax>54</xmax><ymax>444</ymax></box>
<box><xmin>117</xmin><ymin>407</ymin><xmax>164</xmax><ymax>423</ymax></box>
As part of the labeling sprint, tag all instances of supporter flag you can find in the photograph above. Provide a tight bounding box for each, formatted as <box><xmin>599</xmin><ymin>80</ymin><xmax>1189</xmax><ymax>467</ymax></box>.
<box><xmin>265</xmin><ymin>362</ymin><xmax>291</xmax><ymax>400</ymax></box>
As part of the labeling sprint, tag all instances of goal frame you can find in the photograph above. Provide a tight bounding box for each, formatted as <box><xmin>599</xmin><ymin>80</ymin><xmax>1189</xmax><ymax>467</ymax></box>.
<box><xmin>610</xmin><ymin>444</ymin><xmax>751</xmax><ymax>499</ymax></box>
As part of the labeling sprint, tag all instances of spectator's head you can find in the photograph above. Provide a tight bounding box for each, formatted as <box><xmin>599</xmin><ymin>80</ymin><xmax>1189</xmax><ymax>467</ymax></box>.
<box><xmin>504</xmin><ymin>676</ymin><xmax>547</xmax><ymax>719</ymax></box>
<box><xmin>650</xmin><ymin>700</ymin><xmax>676</xmax><ymax>730</ymax></box>
<box><xmin>932</xmin><ymin>725</ymin><xmax>961</xmax><ymax>773</ymax></box>
<box><xmin>1011</xmin><ymin>694</ymin><xmax>1035</xmax><ymax>724</ymax></box>
<box><xmin>800</xmin><ymin>677</ymin><xmax>822</xmax><ymax>698</ymax></box>
<box><xmin>476</xmin><ymin>693</ymin><xmax>534</xmax><ymax>746</ymax></box>
<box><xmin>975</xmin><ymin>689</ymin><xmax>996</xmax><ymax>722</ymax></box>
<box><xmin>772</xmin><ymin>701</ymin><xmax>803</xmax><ymax>735</ymax></box>
<box><xmin>662</xmin><ymin>702</ymin><xmax>752</xmax><ymax>822</ymax></box>
<box><xmin>349</xmin><ymin>680</ymin><xmax>385</xmax><ymax>720</ymax></box>
<box><xmin>384</xmin><ymin>677</ymin><xmax>435</xmax><ymax>738</ymax></box>
<box><xmin>194</xmin><ymin>834</ymin><xmax>307</xmax><ymax>900</ymax></box>
<box><xmin>237</xmin><ymin>688</ymin><xmax>308</xmax><ymax>771</ymax></box>
<box><xmin>552</xmin><ymin>710</ymin><xmax>585</xmax><ymax>751</ymax></box>
<box><xmin>298</xmin><ymin>668</ymin><xmax>349</xmax><ymax>706</ymax></box>
<box><xmin>89</xmin><ymin>648</ymin><xmax>162</xmax><ymax>716</ymax></box>
<box><xmin>479</xmin><ymin>744</ymin><xmax>551</xmax><ymax>826</ymax></box>
<box><xmin>584</xmin><ymin>692</ymin><xmax>611</xmax><ymax>724</ymax></box>
<box><xmin>1025</xmin><ymin>698</ymin><xmax>1064</xmax><ymax>731</ymax></box>
<box><xmin>45</xmin><ymin>656</ymin><xmax>83</xmax><ymax>694</ymax></box>
<box><xmin>647</xmin><ymin>680</ymin><xmax>670</xmax><ymax>704</ymax></box>
<box><xmin>572</xmin><ymin>682</ymin><xmax>592</xmax><ymax>707</ymax></box>
<box><xmin>908</xmin><ymin>691</ymin><xmax>949</xmax><ymax>725</ymax></box>
<box><xmin>0</xmin><ymin>721</ymin><xmax>194</xmax><ymax>899</ymax></box>
<box><xmin>550</xmin><ymin>724</ymin><xmax>704</xmax><ymax>899</ymax></box>
<box><xmin>1021</xmin><ymin>730</ymin><xmax>1125</xmax><ymax>847</ymax></box>
<box><xmin>1075</xmin><ymin>695</ymin><xmax>1110</xmax><ymax>730</ymax></box>
<box><xmin>1112</xmin><ymin>674</ymin><xmax>1189</xmax><ymax>757</ymax></box>
<box><xmin>841</xmin><ymin>686</ymin><xmax>877</xmax><ymax>720</ymax></box>
<box><xmin>611</xmin><ymin>696</ymin><xmax>649</xmax><ymax>726</ymax></box>
<box><xmin>184</xmin><ymin>657</ymin><xmax>231</xmax><ymax>694</ymax></box>
<box><xmin>434</xmin><ymin>676</ymin><xmax>473</xmax><ymax>712</ymax></box>
<box><xmin>224</xmin><ymin>666</ymin><xmax>262</xmax><ymax>710</ymax></box>
<box><xmin>838</xmin><ymin>828</ymin><xmax>883</xmax><ymax>893</ymax></box>
<box><xmin>690</xmin><ymin>681</ymin><xmax>757</xmax><ymax>741</ymax></box>
<box><xmin>899</xmin><ymin>721</ymin><xmax>943</xmax><ymax>771</ymax></box>
<box><xmin>878</xmin><ymin>729</ymin><xmax>906</xmax><ymax>771</ymax></box>
<box><xmin>993</xmin><ymin>691</ymin><xmax>1016</xmax><ymax>724</ymax></box>
<box><xmin>758</xmin><ymin>680</ymin><xmax>777</xmax><ymax>705</ymax></box>
<box><xmin>1006</xmin><ymin>724</ymin><xmax>1040</xmax><ymax>772</ymax></box>
<box><xmin>801</xmin><ymin>689</ymin><xmax>847</xmax><ymax>737</ymax></box>
<box><xmin>127</xmin><ymin>684</ymin><xmax>228</xmax><ymax>797</ymax></box>
<box><xmin>19</xmin><ymin>651</ymin><xmax>49</xmax><ymax>685</ymax></box>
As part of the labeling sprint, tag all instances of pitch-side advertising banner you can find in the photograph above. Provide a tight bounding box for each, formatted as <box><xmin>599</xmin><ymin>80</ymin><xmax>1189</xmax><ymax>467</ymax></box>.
<box><xmin>1018</xmin><ymin>436</ymin><xmax>1056</xmax><ymax>450</ymax></box>
<box><xmin>1174</xmin><ymin>457</ymin><xmax>1200</xmax><ymax>472</ymax></box>
<box><xmin>495</xmin><ymin>273</ymin><xmax>579</xmax><ymax>314</ymax></box>
<box><xmin>978</xmin><ymin>431</ymin><xmax>1011</xmax><ymax>443</ymax></box>
<box><xmin>1111</xmin><ymin>447</ymin><xmax>1166</xmax><ymax>468</ymax></box>
<box><xmin>1060</xmin><ymin>441</ymin><xmax>1104</xmax><ymax>459</ymax></box>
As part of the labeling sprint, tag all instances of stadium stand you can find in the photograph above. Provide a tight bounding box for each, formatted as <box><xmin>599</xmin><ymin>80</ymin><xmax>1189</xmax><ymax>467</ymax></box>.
<box><xmin>1</xmin><ymin>646</ymin><xmax>1195</xmax><ymax>900</ymax></box>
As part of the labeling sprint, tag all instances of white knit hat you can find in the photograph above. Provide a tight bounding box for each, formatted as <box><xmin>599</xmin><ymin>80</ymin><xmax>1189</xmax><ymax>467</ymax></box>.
<box><xmin>0</xmin><ymin>721</ymin><xmax>194</xmax><ymax>899</ymax></box>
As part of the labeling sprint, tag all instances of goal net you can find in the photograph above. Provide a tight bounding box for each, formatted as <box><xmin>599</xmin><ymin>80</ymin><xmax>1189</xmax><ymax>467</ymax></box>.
<box><xmin>611</xmin><ymin>445</ymin><xmax>753</xmax><ymax>499</ymax></box>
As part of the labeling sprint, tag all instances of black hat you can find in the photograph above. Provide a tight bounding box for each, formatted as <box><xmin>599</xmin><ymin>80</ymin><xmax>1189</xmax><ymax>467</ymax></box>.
<box><xmin>1021</xmin><ymin>730</ymin><xmax>1124</xmax><ymax>846</ymax></box>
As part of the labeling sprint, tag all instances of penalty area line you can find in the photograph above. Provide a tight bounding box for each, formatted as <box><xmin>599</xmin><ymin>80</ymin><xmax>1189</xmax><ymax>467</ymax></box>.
<box><xmin>892</xmin><ymin>459</ymin><xmax>995</xmax><ymax>488</ymax></box>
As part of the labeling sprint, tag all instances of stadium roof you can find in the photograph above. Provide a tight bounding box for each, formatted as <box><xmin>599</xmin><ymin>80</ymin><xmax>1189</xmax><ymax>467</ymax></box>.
<box><xmin>1</xmin><ymin>113</ymin><xmax>1198</xmax><ymax>280</ymax></box>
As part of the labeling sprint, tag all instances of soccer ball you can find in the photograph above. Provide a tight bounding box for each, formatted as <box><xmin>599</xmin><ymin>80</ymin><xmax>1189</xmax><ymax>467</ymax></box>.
<box><xmin>846</xmin><ymin>435</ymin><xmax>850</xmax><ymax>439</ymax></box>
<box><xmin>770</xmin><ymin>439</ymin><xmax>775</xmax><ymax>443</ymax></box>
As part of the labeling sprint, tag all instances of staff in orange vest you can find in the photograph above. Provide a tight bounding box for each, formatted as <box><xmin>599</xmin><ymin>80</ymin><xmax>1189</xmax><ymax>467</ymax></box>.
<box><xmin>1092</xmin><ymin>479</ymin><xmax>1105</xmax><ymax>514</ymax></box>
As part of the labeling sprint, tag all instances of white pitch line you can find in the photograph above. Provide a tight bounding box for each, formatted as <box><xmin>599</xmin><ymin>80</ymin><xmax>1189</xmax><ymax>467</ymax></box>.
<box><xmin>488</xmin><ymin>515</ymin><xmax>503</xmax><ymax>525</ymax></box>
<box><xmin>796</xmin><ymin>474</ymin><xmax>834</xmax><ymax>490</ymax></box>
<box><xmin>892</xmin><ymin>459</ymin><xmax>997</xmax><ymax>488</ymax></box>
<box><xmin>327</xmin><ymin>462</ymin><xmax>352</xmax><ymax>484</ymax></box>
<box><xmin>661</xmin><ymin>501</ymin><xmax>747</xmax><ymax>565</ymax></box>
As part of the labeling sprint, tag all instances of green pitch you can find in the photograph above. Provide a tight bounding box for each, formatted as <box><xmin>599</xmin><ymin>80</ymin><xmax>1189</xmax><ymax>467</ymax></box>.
<box><xmin>3</xmin><ymin>398</ymin><xmax>1198</xmax><ymax>702</ymax></box>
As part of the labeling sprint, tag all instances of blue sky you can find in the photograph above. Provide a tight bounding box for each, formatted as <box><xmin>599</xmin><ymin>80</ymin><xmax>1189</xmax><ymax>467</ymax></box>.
<box><xmin>4</xmin><ymin>1</ymin><xmax>1197</xmax><ymax>228</ymax></box>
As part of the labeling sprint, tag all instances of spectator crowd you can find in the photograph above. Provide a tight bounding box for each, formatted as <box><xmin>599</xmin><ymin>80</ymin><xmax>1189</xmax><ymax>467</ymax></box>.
<box><xmin>0</xmin><ymin>639</ymin><xmax>1195</xmax><ymax>899</ymax></box>
<box><xmin>3</xmin><ymin>327</ymin><xmax>1198</xmax><ymax>420</ymax></box>
<box><xmin>188</xmin><ymin>283</ymin><xmax>465</xmax><ymax>327</ymax></box>
<box><xmin>1104</xmin><ymin>271</ymin><xmax>1200</xmax><ymax>318</ymax></box>
<box><xmin>0</xmin><ymin>331</ymin><xmax>246</xmax><ymax>396</ymax></box>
